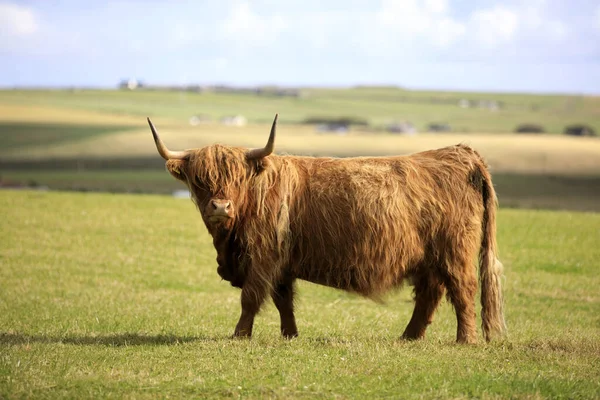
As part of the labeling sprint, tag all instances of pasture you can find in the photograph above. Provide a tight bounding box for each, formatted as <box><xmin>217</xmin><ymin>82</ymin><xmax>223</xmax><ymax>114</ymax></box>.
<box><xmin>2</xmin><ymin>89</ymin><xmax>600</xmax><ymax>212</ymax></box>
<box><xmin>0</xmin><ymin>88</ymin><xmax>598</xmax><ymax>133</ymax></box>
<box><xmin>0</xmin><ymin>88</ymin><xmax>599</xmax><ymax>397</ymax></box>
<box><xmin>1</xmin><ymin>190</ymin><xmax>599</xmax><ymax>399</ymax></box>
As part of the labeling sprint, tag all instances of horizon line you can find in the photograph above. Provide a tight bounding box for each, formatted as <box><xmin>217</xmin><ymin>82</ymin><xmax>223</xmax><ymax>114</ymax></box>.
<box><xmin>0</xmin><ymin>84</ymin><xmax>598</xmax><ymax>97</ymax></box>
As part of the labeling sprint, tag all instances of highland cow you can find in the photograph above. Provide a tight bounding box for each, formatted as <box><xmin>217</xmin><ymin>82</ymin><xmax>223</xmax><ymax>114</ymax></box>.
<box><xmin>147</xmin><ymin>114</ymin><xmax>506</xmax><ymax>343</ymax></box>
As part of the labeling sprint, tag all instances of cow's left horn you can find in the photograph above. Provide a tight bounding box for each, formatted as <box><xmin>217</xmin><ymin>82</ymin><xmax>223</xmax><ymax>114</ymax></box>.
<box><xmin>147</xmin><ymin>118</ymin><xmax>187</xmax><ymax>160</ymax></box>
<box><xmin>246</xmin><ymin>114</ymin><xmax>277</xmax><ymax>160</ymax></box>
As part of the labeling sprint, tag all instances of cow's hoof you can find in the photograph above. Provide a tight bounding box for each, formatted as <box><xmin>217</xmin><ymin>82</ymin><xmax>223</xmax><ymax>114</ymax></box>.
<box><xmin>232</xmin><ymin>330</ymin><xmax>252</xmax><ymax>339</ymax></box>
<box><xmin>282</xmin><ymin>331</ymin><xmax>298</xmax><ymax>339</ymax></box>
<box><xmin>400</xmin><ymin>332</ymin><xmax>425</xmax><ymax>341</ymax></box>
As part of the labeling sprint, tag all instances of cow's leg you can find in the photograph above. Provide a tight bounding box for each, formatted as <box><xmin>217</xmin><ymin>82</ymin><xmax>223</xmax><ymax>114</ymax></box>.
<box><xmin>444</xmin><ymin>264</ymin><xmax>478</xmax><ymax>344</ymax></box>
<box><xmin>233</xmin><ymin>280</ymin><xmax>268</xmax><ymax>338</ymax></box>
<box><xmin>271</xmin><ymin>279</ymin><xmax>298</xmax><ymax>338</ymax></box>
<box><xmin>401</xmin><ymin>272</ymin><xmax>445</xmax><ymax>340</ymax></box>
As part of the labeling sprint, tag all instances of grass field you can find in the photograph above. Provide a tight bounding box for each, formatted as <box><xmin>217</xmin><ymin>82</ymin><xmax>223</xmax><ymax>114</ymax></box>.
<box><xmin>1</xmin><ymin>89</ymin><xmax>600</xmax><ymax>212</ymax></box>
<box><xmin>1</xmin><ymin>87</ymin><xmax>598</xmax><ymax>133</ymax></box>
<box><xmin>1</xmin><ymin>190</ymin><xmax>599</xmax><ymax>399</ymax></box>
<box><xmin>3</xmin><ymin>117</ymin><xmax>600</xmax><ymax>175</ymax></box>
<box><xmin>1</xmin><ymin>89</ymin><xmax>599</xmax><ymax>172</ymax></box>
<box><xmin>2</xmin><ymin>97</ymin><xmax>600</xmax><ymax>212</ymax></box>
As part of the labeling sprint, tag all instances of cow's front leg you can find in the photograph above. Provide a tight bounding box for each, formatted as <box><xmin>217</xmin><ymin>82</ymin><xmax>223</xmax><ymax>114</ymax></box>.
<box><xmin>233</xmin><ymin>281</ymin><xmax>268</xmax><ymax>338</ymax></box>
<box><xmin>271</xmin><ymin>279</ymin><xmax>298</xmax><ymax>338</ymax></box>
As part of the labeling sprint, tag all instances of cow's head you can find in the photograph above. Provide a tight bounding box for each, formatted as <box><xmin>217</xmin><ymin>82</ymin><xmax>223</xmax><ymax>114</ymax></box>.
<box><xmin>147</xmin><ymin>114</ymin><xmax>277</xmax><ymax>237</ymax></box>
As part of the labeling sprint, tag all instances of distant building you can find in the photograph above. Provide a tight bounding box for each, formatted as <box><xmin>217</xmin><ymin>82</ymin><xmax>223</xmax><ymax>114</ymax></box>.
<box><xmin>256</xmin><ymin>87</ymin><xmax>301</xmax><ymax>98</ymax></box>
<box><xmin>118</xmin><ymin>78</ymin><xmax>144</xmax><ymax>90</ymax></box>
<box><xmin>458</xmin><ymin>99</ymin><xmax>470</xmax><ymax>108</ymax></box>
<box><xmin>457</xmin><ymin>98</ymin><xmax>502</xmax><ymax>111</ymax></box>
<box><xmin>428</xmin><ymin>123</ymin><xmax>452</xmax><ymax>132</ymax></box>
<box><xmin>316</xmin><ymin>123</ymin><xmax>349</xmax><ymax>135</ymax></box>
<box><xmin>221</xmin><ymin>115</ymin><xmax>247</xmax><ymax>126</ymax></box>
<box><xmin>189</xmin><ymin>115</ymin><xmax>212</xmax><ymax>126</ymax></box>
<box><xmin>386</xmin><ymin>121</ymin><xmax>417</xmax><ymax>135</ymax></box>
<box><xmin>477</xmin><ymin>100</ymin><xmax>500</xmax><ymax>111</ymax></box>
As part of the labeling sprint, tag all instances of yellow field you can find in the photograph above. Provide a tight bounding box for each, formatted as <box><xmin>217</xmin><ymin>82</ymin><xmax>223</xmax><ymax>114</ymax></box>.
<box><xmin>0</xmin><ymin>104</ymin><xmax>142</xmax><ymax>126</ymax></box>
<box><xmin>2</xmin><ymin>110</ymin><xmax>600</xmax><ymax>176</ymax></box>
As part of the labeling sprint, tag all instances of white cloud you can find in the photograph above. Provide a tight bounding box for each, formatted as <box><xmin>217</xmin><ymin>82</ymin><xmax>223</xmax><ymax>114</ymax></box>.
<box><xmin>545</xmin><ymin>20</ymin><xmax>567</xmax><ymax>40</ymax></box>
<box><xmin>374</xmin><ymin>0</ymin><xmax>466</xmax><ymax>48</ymax></box>
<box><xmin>0</xmin><ymin>3</ymin><xmax>90</xmax><ymax>56</ymax></box>
<box><xmin>377</xmin><ymin>0</ymin><xmax>431</xmax><ymax>34</ymax></box>
<box><xmin>0</xmin><ymin>2</ymin><xmax>38</xmax><ymax>36</ymax></box>
<box><xmin>296</xmin><ymin>10</ymin><xmax>362</xmax><ymax>50</ymax></box>
<box><xmin>596</xmin><ymin>5</ymin><xmax>600</xmax><ymax>31</ymax></box>
<box><xmin>470</xmin><ymin>6</ymin><xmax>518</xmax><ymax>47</ymax></box>
<box><xmin>213</xmin><ymin>0</ymin><xmax>466</xmax><ymax>58</ymax></box>
<box><xmin>433</xmin><ymin>17</ymin><xmax>467</xmax><ymax>47</ymax></box>
<box><xmin>220</xmin><ymin>2</ymin><xmax>287</xmax><ymax>46</ymax></box>
<box><xmin>425</xmin><ymin>0</ymin><xmax>448</xmax><ymax>14</ymax></box>
<box><xmin>518</xmin><ymin>0</ymin><xmax>568</xmax><ymax>40</ymax></box>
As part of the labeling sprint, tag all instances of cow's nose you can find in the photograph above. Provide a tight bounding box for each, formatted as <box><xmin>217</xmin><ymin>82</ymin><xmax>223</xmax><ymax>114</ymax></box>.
<box><xmin>211</xmin><ymin>199</ymin><xmax>231</xmax><ymax>215</ymax></box>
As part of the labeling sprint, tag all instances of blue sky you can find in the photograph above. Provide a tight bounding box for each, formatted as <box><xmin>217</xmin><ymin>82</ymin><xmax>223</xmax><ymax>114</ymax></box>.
<box><xmin>1</xmin><ymin>0</ymin><xmax>599</xmax><ymax>93</ymax></box>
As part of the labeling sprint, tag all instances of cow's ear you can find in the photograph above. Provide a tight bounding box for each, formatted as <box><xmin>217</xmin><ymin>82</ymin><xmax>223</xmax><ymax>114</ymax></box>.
<box><xmin>166</xmin><ymin>159</ymin><xmax>186</xmax><ymax>181</ymax></box>
<box><xmin>253</xmin><ymin>157</ymin><xmax>271</xmax><ymax>174</ymax></box>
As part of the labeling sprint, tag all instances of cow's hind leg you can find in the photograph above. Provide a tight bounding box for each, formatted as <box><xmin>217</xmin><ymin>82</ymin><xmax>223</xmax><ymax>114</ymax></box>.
<box><xmin>271</xmin><ymin>279</ymin><xmax>298</xmax><ymax>338</ymax></box>
<box><xmin>444</xmin><ymin>261</ymin><xmax>478</xmax><ymax>344</ymax></box>
<box><xmin>401</xmin><ymin>271</ymin><xmax>445</xmax><ymax>340</ymax></box>
<box><xmin>234</xmin><ymin>277</ymin><xmax>269</xmax><ymax>338</ymax></box>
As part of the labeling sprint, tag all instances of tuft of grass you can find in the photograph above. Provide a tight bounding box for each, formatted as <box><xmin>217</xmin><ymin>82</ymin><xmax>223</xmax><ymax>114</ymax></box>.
<box><xmin>1</xmin><ymin>190</ymin><xmax>599</xmax><ymax>399</ymax></box>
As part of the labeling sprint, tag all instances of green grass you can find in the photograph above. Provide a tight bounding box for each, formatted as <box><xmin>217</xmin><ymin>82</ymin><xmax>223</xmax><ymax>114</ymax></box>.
<box><xmin>0</xmin><ymin>122</ymin><xmax>137</xmax><ymax>150</ymax></box>
<box><xmin>1</xmin><ymin>89</ymin><xmax>599</xmax><ymax>212</ymax></box>
<box><xmin>1</xmin><ymin>88</ymin><xmax>598</xmax><ymax>133</ymax></box>
<box><xmin>0</xmin><ymin>170</ymin><xmax>181</xmax><ymax>194</ymax></box>
<box><xmin>1</xmin><ymin>190</ymin><xmax>599</xmax><ymax>399</ymax></box>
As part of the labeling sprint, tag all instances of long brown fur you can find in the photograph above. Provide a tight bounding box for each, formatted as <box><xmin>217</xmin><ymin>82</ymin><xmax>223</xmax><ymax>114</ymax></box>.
<box><xmin>165</xmin><ymin>141</ymin><xmax>506</xmax><ymax>343</ymax></box>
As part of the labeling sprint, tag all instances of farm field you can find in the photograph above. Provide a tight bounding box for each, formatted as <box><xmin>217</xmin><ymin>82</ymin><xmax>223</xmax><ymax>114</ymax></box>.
<box><xmin>1</xmin><ymin>190</ymin><xmax>599</xmax><ymax>399</ymax></box>
<box><xmin>2</xmin><ymin>113</ymin><xmax>600</xmax><ymax>175</ymax></box>
<box><xmin>0</xmin><ymin>88</ymin><xmax>599</xmax><ymax>133</ymax></box>
<box><xmin>1</xmin><ymin>89</ymin><xmax>600</xmax><ymax>212</ymax></box>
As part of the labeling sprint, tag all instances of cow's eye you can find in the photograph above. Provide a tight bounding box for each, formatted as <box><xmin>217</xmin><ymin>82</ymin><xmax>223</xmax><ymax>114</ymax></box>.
<box><xmin>193</xmin><ymin>182</ymin><xmax>211</xmax><ymax>197</ymax></box>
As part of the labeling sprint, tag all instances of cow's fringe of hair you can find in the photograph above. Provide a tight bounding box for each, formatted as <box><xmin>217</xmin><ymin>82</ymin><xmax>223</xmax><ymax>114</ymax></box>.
<box><xmin>185</xmin><ymin>145</ymin><xmax>301</xmax><ymax>301</ymax></box>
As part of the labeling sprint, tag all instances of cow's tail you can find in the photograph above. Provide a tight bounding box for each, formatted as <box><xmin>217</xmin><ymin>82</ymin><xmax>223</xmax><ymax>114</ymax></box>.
<box><xmin>478</xmin><ymin>163</ymin><xmax>506</xmax><ymax>342</ymax></box>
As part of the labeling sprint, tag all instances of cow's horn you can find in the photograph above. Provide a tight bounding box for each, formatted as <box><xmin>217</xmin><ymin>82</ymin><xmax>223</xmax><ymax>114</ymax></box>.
<box><xmin>147</xmin><ymin>118</ymin><xmax>187</xmax><ymax>160</ymax></box>
<box><xmin>246</xmin><ymin>114</ymin><xmax>277</xmax><ymax>160</ymax></box>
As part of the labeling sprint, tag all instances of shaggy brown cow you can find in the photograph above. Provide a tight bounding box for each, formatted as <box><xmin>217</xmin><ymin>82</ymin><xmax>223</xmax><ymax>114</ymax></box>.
<box><xmin>147</xmin><ymin>114</ymin><xmax>506</xmax><ymax>344</ymax></box>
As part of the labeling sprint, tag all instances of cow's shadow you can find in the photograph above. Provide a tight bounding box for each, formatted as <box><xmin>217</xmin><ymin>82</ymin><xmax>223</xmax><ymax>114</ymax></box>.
<box><xmin>0</xmin><ymin>332</ymin><xmax>223</xmax><ymax>346</ymax></box>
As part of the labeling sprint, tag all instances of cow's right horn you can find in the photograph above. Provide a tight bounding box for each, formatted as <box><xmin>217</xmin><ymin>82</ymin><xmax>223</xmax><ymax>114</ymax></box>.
<box><xmin>147</xmin><ymin>118</ymin><xmax>187</xmax><ymax>160</ymax></box>
<box><xmin>246</xmin><ymin>114</ymin><xmax>277</xmax><ymax>160</ymax></box>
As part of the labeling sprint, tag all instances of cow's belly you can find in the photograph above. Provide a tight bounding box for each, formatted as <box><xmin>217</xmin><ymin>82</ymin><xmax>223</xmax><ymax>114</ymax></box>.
<box><xmin>290</xmin><ymin>254</ymin><xmax>416</xmax><ymax>296</ymax></box>
<box><xmin>287</xmin><ymin>202</ymin><xmax>428</xmax><ymax>295</ymax></box>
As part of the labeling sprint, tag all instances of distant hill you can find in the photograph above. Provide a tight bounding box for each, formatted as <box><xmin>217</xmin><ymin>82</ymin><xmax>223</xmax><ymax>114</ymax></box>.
<box><xmin>0</xmin><ymin>87</ymin><xmax>597</xmax><ymax>134</ymax></box>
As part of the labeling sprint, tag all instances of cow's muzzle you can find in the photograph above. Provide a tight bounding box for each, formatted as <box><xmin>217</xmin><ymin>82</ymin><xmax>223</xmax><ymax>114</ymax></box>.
<box><xmin>207</xmin><ymin>199</ymin><xmax>233</xmax><ymax>222</ymax></box>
